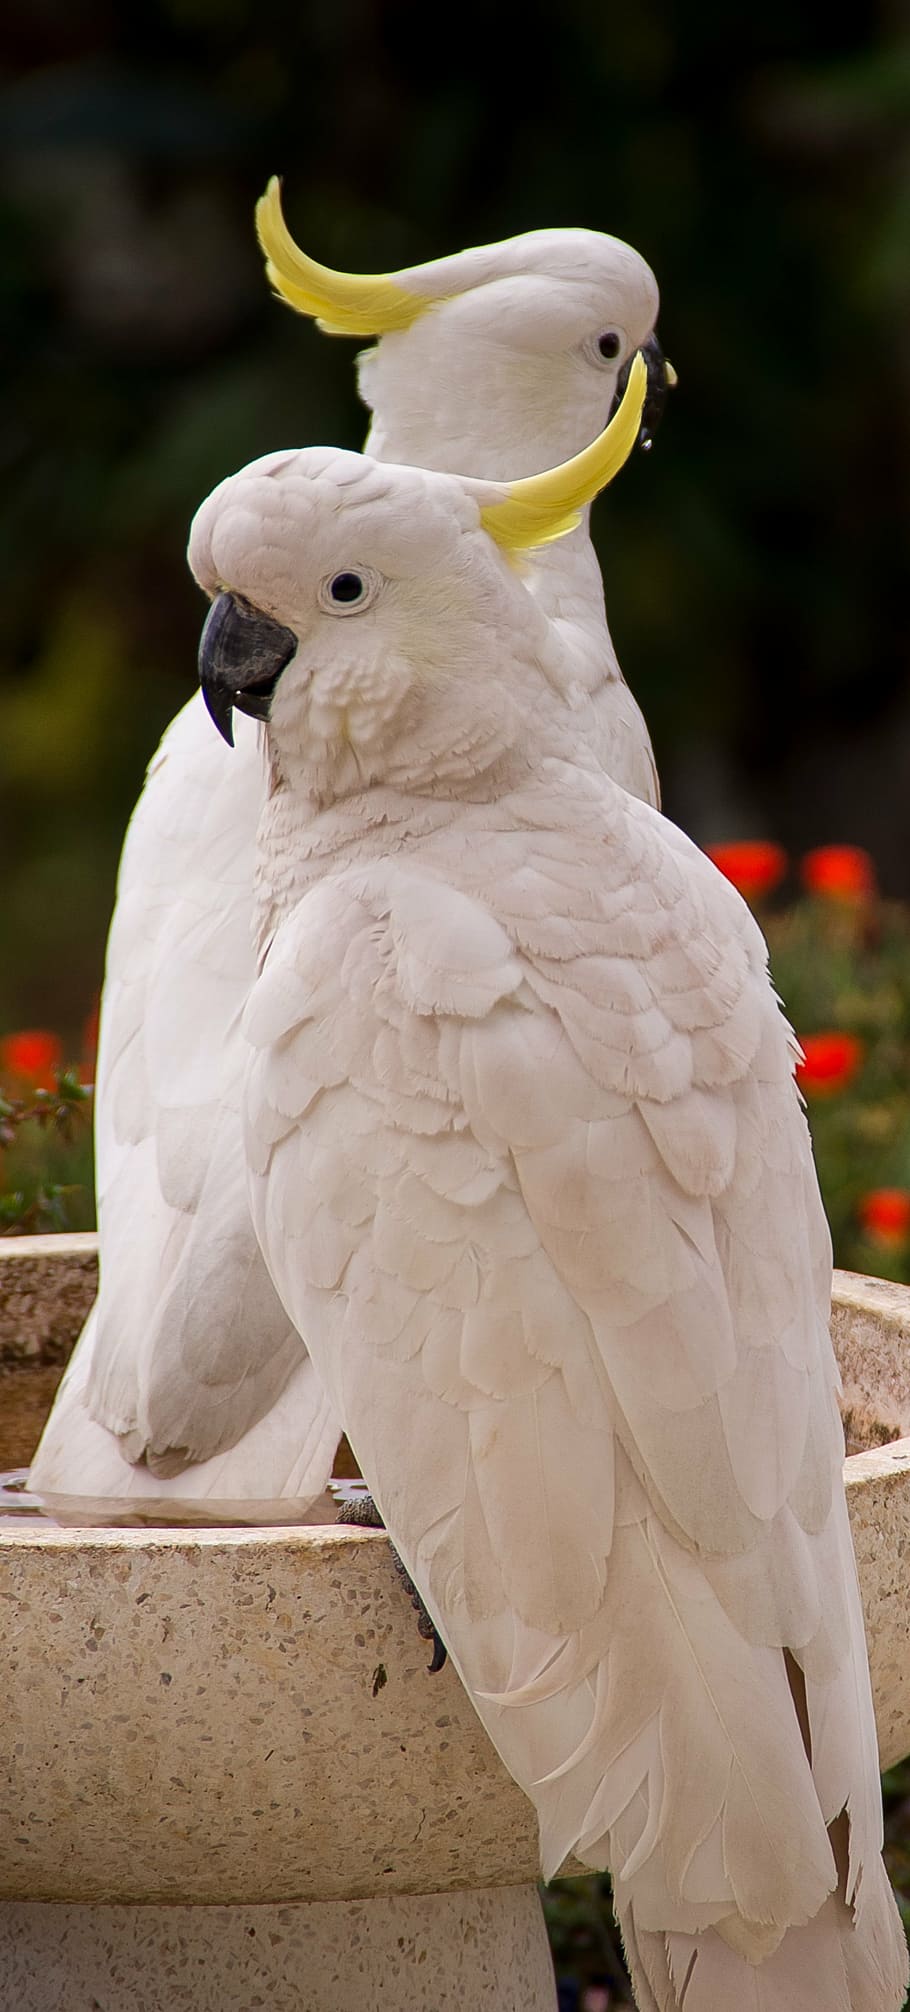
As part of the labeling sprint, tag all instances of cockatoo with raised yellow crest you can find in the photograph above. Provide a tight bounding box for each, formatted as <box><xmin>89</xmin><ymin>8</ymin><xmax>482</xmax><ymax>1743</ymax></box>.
<box><xmin>188</xmin><ymin>403</ymin><xmax>907</xmax><ymax>2012</ymax></box>
<box><xmin>31</xmin><ymin>194</ymin><xmax>671</xmax><ymax>1517</ymax></box>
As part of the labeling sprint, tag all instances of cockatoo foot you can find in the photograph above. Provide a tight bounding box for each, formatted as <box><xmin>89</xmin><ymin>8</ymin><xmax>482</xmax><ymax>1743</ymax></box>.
<box><xmin>335</xmin><ymin>1494</ymin><xmax>447</xmax><ymax>1672</ymax></box>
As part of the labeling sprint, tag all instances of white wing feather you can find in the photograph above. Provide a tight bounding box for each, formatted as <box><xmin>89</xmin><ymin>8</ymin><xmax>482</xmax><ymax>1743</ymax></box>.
<box><xmin>30</xmin><ymin>696</ymin><xmax>341</xmax><ymax>1512</ymax></box>
<box><xmin>244</xmin><ymin>770</ymin><xmax>907</xmax><ymax>2007</ymax></box>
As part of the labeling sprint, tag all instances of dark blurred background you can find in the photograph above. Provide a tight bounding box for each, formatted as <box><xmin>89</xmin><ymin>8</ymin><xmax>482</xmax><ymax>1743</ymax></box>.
<box><xmin>2</xmin><ymin>9</ymin><xmax>910</xmax><ymax>1986</ymax></box>
<box><xmin>1</xmin><ymin>0</ymin><xmax>908</xmax><ymax>1042</ymax></box>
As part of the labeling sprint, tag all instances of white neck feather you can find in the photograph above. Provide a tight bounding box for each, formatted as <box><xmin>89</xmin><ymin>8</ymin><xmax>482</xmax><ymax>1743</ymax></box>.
<box><xmin>364</xmin><ymin>410</ymin><xmax>621</xmax><ymax>698</ymax></box>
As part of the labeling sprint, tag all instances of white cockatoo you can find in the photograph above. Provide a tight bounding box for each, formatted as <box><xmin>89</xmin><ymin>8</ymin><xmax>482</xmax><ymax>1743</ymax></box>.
<box><xmin>189</xmin><ymin>409</ymin><xmax>908</xmax><ymax>2010</ymax></box>
<box><xmin>31</xmin><ymin>199</ymin><xmax>670</xmax><ymax>1517</ymax></box>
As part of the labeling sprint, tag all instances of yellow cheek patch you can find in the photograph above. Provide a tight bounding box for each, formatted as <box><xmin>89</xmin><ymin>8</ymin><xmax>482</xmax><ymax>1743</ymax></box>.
<box><xmin>479</xmin><ymin>351</ymin><xmax>647</xmax><ymax>552</ymax></box>
<box><xmin>256</xmin><ymin>178</ymin><xmax>430</xmax><ymax>336</ymax></box>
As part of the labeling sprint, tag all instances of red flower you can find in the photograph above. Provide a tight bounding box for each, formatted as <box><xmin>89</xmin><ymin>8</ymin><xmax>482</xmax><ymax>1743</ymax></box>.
<box><xmin>705</xmin><ymin>840</ymin><xmax>787</xmax><ymax>902</ymax></box>
<box><xmin>858</xmin><ymin>1189</ymin><xmax>910</xmax><ymax>1248</ymax></box>
<box><xmin>801</xmin><ymin>845</ymin><xmax>876</xmax><ymax>902</ymax></box>
<box><xmin>795</xmin><ymin>1031</ymin><xmax>863</xmax><ymax>1095</ymax></box>
<box><xmin>0</xmin><ymin>1029</ymin><xmax>63</xmax><ymax>1089</ymax></box>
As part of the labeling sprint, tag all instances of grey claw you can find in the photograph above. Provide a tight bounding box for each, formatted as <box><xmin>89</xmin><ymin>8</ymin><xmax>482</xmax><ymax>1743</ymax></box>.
<box><xmin>390</xmin><ymin>1547</ymin><xmax>448</xmax><ymax>1674</ymax></box>
<box><xmin>335</xmin><ymin>1492</ymin><xmax>448</xmax><ymax>1671</ymax></box>
<box><xmin>427</xmin><ymin>1633</ymin><xmax>448</xmax><ymax>1674</ymax></box>
<box><xmin>335</xmin><ymin>1491</ymin><xmax>385</xmax><ymax>1529</ymax></box>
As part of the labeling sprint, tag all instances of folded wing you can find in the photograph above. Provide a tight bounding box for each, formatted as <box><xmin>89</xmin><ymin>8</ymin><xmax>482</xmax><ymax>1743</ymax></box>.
<box><xmin>243</xmin><ymin>784</ymin><xmax>905</xmax><ymax>2004</ymax></box>
<box><xmin>30</xmin><ymin>695</ymin><xmax>340</xmax><ymax>1514</ymax></box>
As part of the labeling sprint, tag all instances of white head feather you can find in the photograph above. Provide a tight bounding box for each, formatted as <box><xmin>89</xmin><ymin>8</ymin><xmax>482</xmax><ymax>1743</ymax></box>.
<box><xmin>189</xmin><ymin>446</ymin><xmax>556</xmax><ymax>805</ymax></box>
<box><xmin>356</xmin><ymin>233</ymin><xmax>660</xmax><ymax>478</ymax></box>
<box><xmin>255</xmin><ymin>190</ymin><xmax>667</xmax><ymax>806</ymax></box>
<box><xmin>257</xmin><ymin>183</ymin><xmax>661</xmax><ymax>479</ymax></box>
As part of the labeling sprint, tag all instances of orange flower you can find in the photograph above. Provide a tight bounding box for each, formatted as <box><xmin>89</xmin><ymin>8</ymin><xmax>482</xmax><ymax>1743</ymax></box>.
<box><xmin>800</xmin><ymin>845</ymin><xmax>876</xmax><ymax>902</ymax></box>
<box><xmin>704</xmin><ymin>840</ymin><xmax>787</xmax><ymax>902</ymax></box>
<box><xmin>795</xmin><ymin>1031</ymin><xmax>863</xmax><ymax>1095</ymax></box>
<box><xmin>0</xmin><ymin>1029</ymin><xmax>63</xmax><ymax>1090</ymax></box>
<box><xmin>858</xmin><ymin>1189</ymin><xmax>910</xmax><ymax>1249</ymax></box>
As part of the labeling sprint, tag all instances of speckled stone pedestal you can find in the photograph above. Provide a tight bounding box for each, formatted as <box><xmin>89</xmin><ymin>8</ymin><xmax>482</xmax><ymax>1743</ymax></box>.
<box><xmin>0</xmin><ymin>1887</ymin><xmax>557</xmax><ymax>2010</ymax></box>
<box><xmin>1</xmin><ymin>1241</ymin><xmax>910</xmax><ymax>2012</ymax></box>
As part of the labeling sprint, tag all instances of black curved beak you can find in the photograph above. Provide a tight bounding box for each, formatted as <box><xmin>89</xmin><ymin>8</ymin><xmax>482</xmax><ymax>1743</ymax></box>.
<box><xmin>198</xmin><ymin>591</ymin><xmax>299</xmax><ymax>747</ymax></box>
<box><xmin>615</xmin><ymin>330</ymin><xmax>676</xmax><ymax>453</ymax></box>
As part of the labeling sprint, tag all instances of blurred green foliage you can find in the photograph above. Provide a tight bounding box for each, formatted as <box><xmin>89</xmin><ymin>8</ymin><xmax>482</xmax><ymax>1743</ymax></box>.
<box><xmin>543</xmin><ymin>1873</ymin><xmax>635</xmax><ymax>2004</ymax></box>
<box><xmin>0</xmin><ymin>1067</ymin><xmax>94</xmax><ymax>1235</ymax></box>
<box><xmin>766</xmin><ymin>893</ymin><xmax>910</xmax><ymax>1281</ymax></box>
<box><xmin>1</xmin><ymin>0</ymin><xmax>909</xmax><ymax>1044</ymax></box>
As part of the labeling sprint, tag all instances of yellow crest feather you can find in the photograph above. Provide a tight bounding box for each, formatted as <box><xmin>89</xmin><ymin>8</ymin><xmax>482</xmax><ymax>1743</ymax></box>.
<box><xmin>479</xmin><ymin>352</ymin><xmax>648</xmax><ymax>551</ymax></box>
<box><xmin>255</xmin><ymin>178</ymin><xmax>429</xmax><ymax>336</ymax></box>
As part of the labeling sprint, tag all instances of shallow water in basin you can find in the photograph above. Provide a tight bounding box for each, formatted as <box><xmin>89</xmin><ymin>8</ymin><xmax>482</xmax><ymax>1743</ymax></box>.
<box><xmin>0</xmin><ymin>1468</ymin><xmax>372</xmax><ymax>1531</ymax></box>
<box><xmin>0</xmin><ymin>1470</ymin><xmax>59</xmax><ymax>1522</ymax></box>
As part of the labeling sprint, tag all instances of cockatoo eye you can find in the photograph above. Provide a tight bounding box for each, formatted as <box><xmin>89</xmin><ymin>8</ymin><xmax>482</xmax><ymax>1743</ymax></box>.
<box><xmin>318</xmin><ymin>568</ymin><xmax>381</xmax><ymax>616</ymax></box>
<box><xmin>330</xmin><ymin>573</ymin><xmax>365</xmax><ymax>603</ymax></box>
<box><xmin>580</xmin><ymin>329</ymin><xmax>627</xmax><ymax>372</ymax></box>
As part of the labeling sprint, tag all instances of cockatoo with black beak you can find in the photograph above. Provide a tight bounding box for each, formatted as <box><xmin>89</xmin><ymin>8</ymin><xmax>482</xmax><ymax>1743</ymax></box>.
<box><xmin>189</xmin><ymin>404</ymin><xmax>907</xmax><ymax>2012</ymax></box>
<box><xmin>31</xmin><ymin>197</ymin><xmax>671</xmax><ymax>1516</ymax></box>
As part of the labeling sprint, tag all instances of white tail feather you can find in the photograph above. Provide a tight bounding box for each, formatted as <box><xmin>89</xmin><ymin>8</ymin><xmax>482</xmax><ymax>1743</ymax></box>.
<box><xmin>620</xmin><ymin>1848</ymin><xmax>908</xmax><ymax>2010</ymax></box>
<box><xmin>29</xmin><ymin>1304</ymin><xmax>341</xmax><ymax>1523</ymax></box>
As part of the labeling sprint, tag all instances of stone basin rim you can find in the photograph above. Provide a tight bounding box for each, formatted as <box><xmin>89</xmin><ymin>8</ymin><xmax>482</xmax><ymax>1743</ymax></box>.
<box><xmin>1</xmin><ymin>1236</ymin><xmax>910</xmax><ymax>1909</ymax></box>
<box><xmin>0</xmin><ymin>1438</ymin><xmax>906</xmax><ymax>1552</ymax></box>
<box><xmin>0</xmin><ymin>1520</ymin><xmax>388</xmax><ymax>1552</ymax></box>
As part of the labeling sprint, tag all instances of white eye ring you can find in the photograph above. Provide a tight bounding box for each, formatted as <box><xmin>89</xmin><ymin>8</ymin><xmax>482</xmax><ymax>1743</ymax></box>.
<box><xmin>317</xmin><ymin>567</ymin><xmax>382</xmax><ymax>616</ymax></box>
<box><xmin>581</xmin><ymin>329</ymin><xmax>627</xmax><ymax>369</ymax></box>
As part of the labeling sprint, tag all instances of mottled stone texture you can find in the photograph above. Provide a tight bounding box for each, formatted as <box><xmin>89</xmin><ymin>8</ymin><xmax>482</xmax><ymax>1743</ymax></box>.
<box><xmin>832</xmin><ymin>1271</ymin><xmax>910</xmax><ymax>1451</ymax></box>
<box><xmin>0</xmin><ymin>1521</ymin><xmax>551</xmax><ymax>1905</ymax></box>
<box><xmin>846</xmin><ymin>1436</ymin><xmax>910</xmax><ymax>1771</ymax></box>
<box><xmin>0</xmin><ymin>1234</ymin><xmax>97</xmax><ymax>1367</ymax></box>
<box><xmin>0</xmin><ymin>1888</ymin><xmax>558</xmax><ymax>2011</ymax></box>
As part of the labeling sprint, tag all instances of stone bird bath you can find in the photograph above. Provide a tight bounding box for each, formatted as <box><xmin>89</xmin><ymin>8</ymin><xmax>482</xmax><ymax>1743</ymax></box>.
<box><xmin>0</xmin><ymin>1235</ymin><xmax>908</xmax><ymax>2010</ymax></box>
